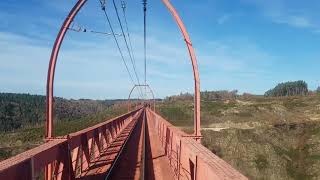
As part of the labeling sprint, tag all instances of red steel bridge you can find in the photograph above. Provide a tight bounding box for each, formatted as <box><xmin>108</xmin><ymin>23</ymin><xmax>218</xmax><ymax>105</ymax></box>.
<box><xmin>0</xmin><ymin>0</ymin><xmax>247</xmax><ymax>179</ymax></box>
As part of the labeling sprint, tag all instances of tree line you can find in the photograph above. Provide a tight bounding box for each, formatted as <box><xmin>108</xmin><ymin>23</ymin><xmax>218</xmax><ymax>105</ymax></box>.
<box><xmin>165</xmin><ymin>90</ymin><xmax>239</xmax><ymax>101</ymax></box>
<box><xmin>264</xmin><ymin>80</ymin><xmax>308</xmax><ymax>97</ymax></box>
<box><xmin>201</xmin><ymin>90</ymin><xmax>238</xmax><ymax>100</ymax></box>
<box><xmin>0</xmin><ymin>93</ymin><xmax>116</xmax><ymax>132</ymax></box>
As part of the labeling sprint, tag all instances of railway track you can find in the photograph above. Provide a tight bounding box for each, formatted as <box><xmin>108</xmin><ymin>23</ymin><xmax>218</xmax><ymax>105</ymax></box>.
<box><xmin>106</xmin><ymin>109</ymin><xmax>146</xmax><ymax>180</ymax></box>
<box><xmin>77</xmin><ymin>109</ymin><xmax>143</xmax><ymax>180</ymax></box>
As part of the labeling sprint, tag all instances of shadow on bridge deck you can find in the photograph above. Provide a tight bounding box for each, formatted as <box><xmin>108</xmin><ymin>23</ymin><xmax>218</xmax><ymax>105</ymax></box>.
<box><xmin>145</xmin><ymin>112</ymin><xmax>174</xmax><ymax>180</ymax></box>
<box><xmin>78</xmin><ymin>108</ymin><xmax>174</xmax><ymax>180</ymax></box>
<box><xmin>0</xmin><ymin>107</ymin><xmax>247</xmax><ymax>180</ymax></box>
<box><xmin>77</xmin><ymin>116</ymin><xmax>139</xmax><ymax>179</ymax></box>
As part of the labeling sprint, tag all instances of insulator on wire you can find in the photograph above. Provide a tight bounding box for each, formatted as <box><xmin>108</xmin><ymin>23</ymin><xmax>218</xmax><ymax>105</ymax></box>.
<box><xmin>142</xmin><ymin>0</ymin><xmax>147</xmax><ymax>5</ymax></box>
<box><xmin>143</xmin><ymin>0</ymin><xmax>147</xmax><ymax>10</ymax></box>
<box><xmin>100</xmin><ymin>0</ymin><xmax>106</xmax><ymax>10</ymax></box>
<box><xmin>121</xmin><ymin>0</ymin><xmax>126</xmax><ymax>10</ymax></box>
<box><xmin>91</xmin><ymin>31</ymin><xmax>123</xmax><ymax>36</ymax></box>
<box><xmin>67</xmin><ymin>22</ymin><xmax>122</xmax><ymax>36</ymax></box>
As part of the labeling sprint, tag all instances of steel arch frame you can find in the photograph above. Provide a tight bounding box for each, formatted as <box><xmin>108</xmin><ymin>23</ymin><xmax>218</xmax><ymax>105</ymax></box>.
<box><xmin>161</xmin><ymin>0</ymin><xmax>201</xmax><ymax>142</ymax></box>
<box><xmin>127</xmin><ymin>84</ymin><xmax>156</xmax><ymax>112</ymax></box>
<box><xmin>46</xmin><ymin>0</ymin><xmax>201</xmax><ymax>170</ymax></box>
<box><xmin>46</xmin><ymin>0</ymin><xmax>87</xmax><ymax>139</ymax></box>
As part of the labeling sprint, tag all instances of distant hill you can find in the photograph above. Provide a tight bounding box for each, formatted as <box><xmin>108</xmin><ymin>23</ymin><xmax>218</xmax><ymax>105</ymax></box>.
<box><xmin>0</xmin><ymin>93</ymin><xmax>122</xmax><ymax>132</ymax></box>
<box><xmin>166</xmin><ymin>90</ymin><xmax>240</xmax><ymax>102</ymax></box>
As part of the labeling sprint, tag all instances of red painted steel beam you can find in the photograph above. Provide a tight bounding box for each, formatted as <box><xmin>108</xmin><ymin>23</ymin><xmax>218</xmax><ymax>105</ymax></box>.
<box><xmin>103</xmin><ymin>110</ymin><xmax>144</xmax><ymax>179</ymax></box>
<box><xmin>0</xmin><ymin>109</ymin><xmax>142</xmax><ymax>180</ymax></box>
<box><xmin>161</xmin><ymin>0</ymin><xmax>201</xmax><ymax>142</ymax></box>
<box><xmin>146</xmin><ymin>108</ymin><xmax>248</xmax><ymax>180</ymax></box>
<box><xmin>128</xmin><ymin>84</ymin><xmax>156</xmax><ymax>112</ymax></box>
<box><xmin>46</xmin><ymin>0</ymin><xmax>87</xmax><ymax>139</ymax></box>
<box><xmin>46</xmin><ymin>1</ymin><xmax>87</xmax><ymax>179</ymax></box>
<box><xmin>44</xmin><ymin>0</ymin><xmax>202</xmax><ymax>178</ymax></box>
<box><xmin>46</xmin><ymin>0</ymin><xmax>201</xmax><ymax>143</ymax></box>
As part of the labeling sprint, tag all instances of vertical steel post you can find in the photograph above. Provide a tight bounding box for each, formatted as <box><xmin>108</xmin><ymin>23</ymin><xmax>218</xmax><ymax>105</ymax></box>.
<box><xmin>143</xmin><ymin>0</ymin><xmax>147</xmax><ymax>96</ymax></box>
<box><xmin>161</xmin><ymin>0</ymin><xmax>201</xmax><ymax>142</ymax></box>
<box><xmin>45</xmin><ymin>1</ymin><xmax>87</xmax><ymax>179</ymax></box>
<box><xmin>46</xmin><ymin>0</ymin><xmax>87</xmax><ymax>139</ymax></box>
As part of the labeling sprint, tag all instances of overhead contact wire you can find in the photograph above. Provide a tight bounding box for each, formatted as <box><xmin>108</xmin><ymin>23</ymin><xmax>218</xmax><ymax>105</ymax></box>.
<box><xmin>112</xmin><ymin>0</ymin><xmax>144</xmax><ymax>98</ymax></box>
<box><xmin>99</xmin><ymin>0</ymin><xmax>136</xmax><ymax>86</ymax></box>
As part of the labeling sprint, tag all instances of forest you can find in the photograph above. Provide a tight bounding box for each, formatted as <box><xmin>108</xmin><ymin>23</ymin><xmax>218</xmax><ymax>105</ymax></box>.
<box><xmin>166</xmin><ymin>90</ymin><xmax>239</xmax><ymax>101</ymax></box>
<box><xmin>0</xmin><ymin>93</ymin><xmax>120</xmax><ymax>132</ymax></box>
<box><xmin>264</xmin><ymin>80</ymin><xmax>309</xmax><ymax>97</ymax></box>
<box><xmin>0</xmin><ymin>80</ymin><xmax>316</xmax><ymax>132</ymax></box>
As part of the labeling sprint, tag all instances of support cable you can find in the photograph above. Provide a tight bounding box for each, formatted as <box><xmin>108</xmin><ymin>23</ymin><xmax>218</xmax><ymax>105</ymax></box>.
<box><xmin>98</xmin><ymin>0</ymin><xmax>136</xmax><ymax>87</ymax></box>
<box><xmin>143</xmin><ymin>0</ymin><xmax>147</xmax><ymax>97</ymax></box>
<box><xmin>121</xmin><ymin>0</ymin><xmax>144</xmax><ymax>99</ymax></box>
<box><xmin>112</xmin><ymin>0</ymin><xmax>144</xmax><ymax>97</ymax></box>
<box><xmin>121</xmin><ymin>1</ymin><xmax>136</xmax><ymax>70</ymax></box>
<box><xmin>68</xmin><ymin>22</ymin><xmax>122</xmax><ymax>36</ymax></box>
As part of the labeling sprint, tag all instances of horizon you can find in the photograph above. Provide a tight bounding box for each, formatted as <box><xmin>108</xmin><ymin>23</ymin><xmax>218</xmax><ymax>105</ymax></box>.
<box><xmin>1</xmin><ymin>79</ymin><xmax>317</xmax><ymax>101</ymax></box>
<box><xmin>1</xmin><ymin>0</ymin><xmax>320</xmax><ymax>99</ymax></box>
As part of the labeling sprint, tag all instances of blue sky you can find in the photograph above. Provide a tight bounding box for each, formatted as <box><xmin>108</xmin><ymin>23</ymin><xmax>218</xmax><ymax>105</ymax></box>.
<box><xmin>0</xmin><ymin>0</ymin><xmax>320</xmax><ymax>99</ymax></box>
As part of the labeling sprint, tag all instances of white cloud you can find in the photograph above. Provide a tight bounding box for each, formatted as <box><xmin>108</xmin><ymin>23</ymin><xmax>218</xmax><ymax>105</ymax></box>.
<box><xmin>217</xmin><ymin>14</ymin><xmax>231</xmax><ymax>25</ymax></box>
<box><xmin>199</xmin><ymin>39</ymin><xmax>275</xmax><ymax>71</ymax></box>
<box><xmin>243</xmin><ymin>0</ymin><xmax>320</xmax><ymax>32</ymax></box>
<box><xmin>0</xmin><ymin>26</ymin><xmax>285</xmax><ymax>97</ymax></box>
<box><xmin>271</xmin><ymin>15</ymin><xmax>314</xmax><ymax>29</ymax></box>
<box><xmin>0</xmin><ymin>29</ymin><xmax>195</xmax><ymax>99</ymax></box>
<box><xmin>195</xmin><ymin>38</ymin><xmax>278</xmax><ymax>93</ymax></box>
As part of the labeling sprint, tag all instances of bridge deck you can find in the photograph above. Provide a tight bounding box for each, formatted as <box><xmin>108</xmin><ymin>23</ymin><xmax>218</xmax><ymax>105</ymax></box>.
<box><xmin>145</xmin><ymin>113</ymin><xmax>175</xmax><ymax>180</ymax></box>
<box><xmin>106</xmin><ymin>110</ymin><xmax>144</xmax><ymax>179</ymax></box>
<box><xmin>0</xmin><ymin>108</ymin><xmax>248</xmax><ymax>180</ymax></box>
<box><xmin>78</xmin><ymin>114</ymin><xmax>139</xmax><ymax>179</ymax></box>
<box><xmin>80</xmin><ymin>109</ymin><xmax>175</xmax><ymax>180</ymax></box>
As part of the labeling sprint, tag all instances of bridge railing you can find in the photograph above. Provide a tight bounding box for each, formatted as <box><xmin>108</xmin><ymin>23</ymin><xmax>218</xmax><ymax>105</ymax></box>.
<box><xmin>0</xmin><ymin>108</ymin><xmax>143</xmax><ymax>180</ymax></box>
<box><xmin>146</xmin><ymin>108</ymin><xmax>248</xmax><ymax>180</ymax></box>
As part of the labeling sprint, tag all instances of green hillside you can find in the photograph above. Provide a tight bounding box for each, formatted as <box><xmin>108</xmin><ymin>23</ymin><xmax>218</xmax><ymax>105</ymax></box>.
<box><xmin>157</xmin><ymin>93</ymin><xmax>320</xmax><ymax>180</ymax></box>
<box><xmin>0</xmin><ymin>93</ymin><xmax>128</xmax><ymax>160</ymax></box>
<box><xmin>2</xmin><ymin>90</ymin><xmax>320</xmax><ymax>179</ymax></box>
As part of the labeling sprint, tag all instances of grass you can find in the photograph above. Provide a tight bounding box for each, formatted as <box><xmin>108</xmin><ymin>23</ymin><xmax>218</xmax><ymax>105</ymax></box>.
<box><xmin>157</xmin><ymin>100</ymin><xmax>240</xmax><ymax>126</ymax></box>
<box><xmin>255</xmin><ymin>154</ymin><xmax>269</xmax><ymax>171</ymax></box>
<box><xmin>0</xmin><ymin>149</ymin><xmax>11</xmax><ymax>160</ymax></box>
<box><xmin>164</xmin><ymin>96</ymin><xmax>320</xmax><ymax>179</ymax></box>
<box><xmin>157</xmin><ymin>101</ymin><xmax>193</xmax><ymax>126</ymax></box>
<box><xmin>282</xmin><ymin>98</ymin><xmax>308</xmax><ymax>110</ymax></box>
<box><xmin>3</xmin><ymin>95</ymin><xmax>320</xmax><ymax>179</ymax></box>
<box><xmin>271</xmin><ymin>125</ymin><xmax>318</xmax><ymax>180</ymax></box>
<box><xmin>309</xmin><ymin>155</ymin><xmax>320</xmax><ymax>160</ymax></box>
<box><xmin>201</xmin><ymin>130</ymin><xmax>224</xmax><ymax>158</ymax></box>
<box><xmin>237</xmin><ymin>111</ymin><xmax>253</xmax><ymax>117</ymax></box>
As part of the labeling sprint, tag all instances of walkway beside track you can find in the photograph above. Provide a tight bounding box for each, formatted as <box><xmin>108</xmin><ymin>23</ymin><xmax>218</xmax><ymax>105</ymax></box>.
<box><xmin>145</xmin><ymin>112</ymin><xmax>175</xmax><ymax>180</ymax></box>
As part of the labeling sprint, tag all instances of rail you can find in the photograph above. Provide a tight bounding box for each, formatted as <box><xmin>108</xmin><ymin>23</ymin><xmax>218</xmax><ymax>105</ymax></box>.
<box><xmin>104</xmin><ymin>111</ymin><xmax>142</xmax><ymax>179</ymax></box>
<box><xmin>140</xmin><ymin>109</ymin><xmax>146</xmax><ymax>180</ymax></box>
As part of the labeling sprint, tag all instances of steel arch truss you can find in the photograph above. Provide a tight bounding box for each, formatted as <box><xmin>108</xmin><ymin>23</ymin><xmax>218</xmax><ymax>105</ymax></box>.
<box><xmin>46</xmin><ymin>0</ymin><xmax>201</xmax><ymax>153</ymax></box>
<box><xmin>127</xmin><ymin>84</ymin><xmax>156</xmax><ymax>112</ymax></box>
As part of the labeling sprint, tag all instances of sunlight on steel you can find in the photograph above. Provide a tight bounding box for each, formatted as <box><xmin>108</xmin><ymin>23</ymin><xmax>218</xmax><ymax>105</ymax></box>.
<box><xmin>161</xmin><ymin>0</ymin><xmax>201</xmax><ymax>142</ymax></box>
<box><xmin>43</xmin><ymin>0</ymin><xmax>203</xmax><ymax>179</ymax></box>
